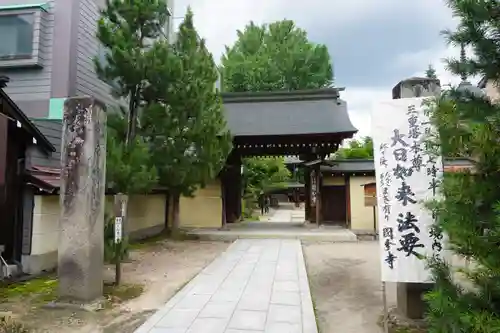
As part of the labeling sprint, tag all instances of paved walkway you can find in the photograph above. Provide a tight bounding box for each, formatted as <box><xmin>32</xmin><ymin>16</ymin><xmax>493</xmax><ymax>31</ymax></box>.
<box><xmin>259</xmin><ymin>204</ymin><xmax>305</xmax><ymax>223</ymax></box>
<box><xmin>135</xmin><ymin>239</ymin><xmax>317</xmax><ymax>333</ymax></box>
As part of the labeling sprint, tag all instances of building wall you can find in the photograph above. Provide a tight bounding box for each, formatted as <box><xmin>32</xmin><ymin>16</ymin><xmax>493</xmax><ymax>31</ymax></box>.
<box><xmin>179</xmin><ymin>180</ymin><xmax>222</xmax><ymax>228</ymax></box>
<box><xmin>0</xmin><ymin>0</ymin><xmax>175</xmax><ymax>120</ymax></box>
<box><xmin>349</xmin><ymin>176</ymin><xmax>378</xmax><ymax>232</ymax></box>
<box><xmin>321</xmin><ymin>174</ymin><xmax>377</xmax><ymax>232</ymax></box>
<box><xmin>75</xmin><ymin>0</ymin><xmax>116</xmax><ymax>107</ymax></box>
<box><xmin>21</xmin><ymin>193</ymin><xmax>167</xmax><ymax>274</ymax></box>
<box><xmin>0</xmin><ymin>0</ymin><xmax>56</xmax><ymax>117</ymax></box>
<box><xmin>26</xmin><ymin>119</ymin><xmax>61</xmax><ymax>168</ymax></box>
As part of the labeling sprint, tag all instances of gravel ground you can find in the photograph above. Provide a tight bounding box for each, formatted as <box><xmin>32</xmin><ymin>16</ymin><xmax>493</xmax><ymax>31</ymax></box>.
<box><xmin>303</xmin><ymin>241</ymin><xmax>396</xmax><ymax>333</ymax></box>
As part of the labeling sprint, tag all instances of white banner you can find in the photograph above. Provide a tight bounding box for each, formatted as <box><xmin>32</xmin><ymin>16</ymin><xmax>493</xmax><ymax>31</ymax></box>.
<box><xmin>372</xmin><ymin>97</ymin><xmax>445</xmax><ymax>283</ymax></box>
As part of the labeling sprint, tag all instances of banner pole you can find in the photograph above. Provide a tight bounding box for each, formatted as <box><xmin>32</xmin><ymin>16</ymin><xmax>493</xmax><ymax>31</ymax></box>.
<box><xmin>382</xmin><ymin>281</ymin><xmax>389</xmax><ymax>333</ymax></box>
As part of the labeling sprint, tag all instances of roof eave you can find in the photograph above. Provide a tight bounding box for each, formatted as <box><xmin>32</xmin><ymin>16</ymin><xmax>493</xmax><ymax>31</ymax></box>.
<box><xmin>0</xmin><ymin>3</ymin><xmax>49</xmax><ymax>12</ymax></box>
<box><xmin>0</xmin><ymin>88</ymin><xmax>55</xmax><ymax>153</ymax></box>
<box><xmin>221</xmin><ymin>87</ymin><xmax>346</xmax><ymax>104</ymax></box>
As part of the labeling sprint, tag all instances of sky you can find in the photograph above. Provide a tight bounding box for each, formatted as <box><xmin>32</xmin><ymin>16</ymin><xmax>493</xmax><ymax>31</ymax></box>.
<box><xmin>172</xmin><ymin>0</ymin><xmax>473</xmax><ymax>138</ymax></box>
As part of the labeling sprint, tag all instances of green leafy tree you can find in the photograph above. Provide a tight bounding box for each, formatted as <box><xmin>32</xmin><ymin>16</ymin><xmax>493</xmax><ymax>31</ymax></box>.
<box><xmin>141</xmin><ymin>8</ymin><xmax>232</xmax><ymax>232</ymax></box>
<box><xmin>426</xmin><ymin>64</ymin><xmax>438</xmax><ymax>79</ymax></box>
<box><xmin>334</xmin><ymin>136</ymin><xmax>374</xmax><ymax>159</ymax></box>
<box><xmin>221</xmin><ymin>20</ymin><xmax>333</xmax><ymax>92</ymax></box>
<box><xmin>221</xmin><ymin>19</ymin><xmax>331</xmax><ymax>208</ymax></box>
<box><xmin>242</xmin><ymin>157</ymin><xmax>291</xmax><ymax>197</ymax></box>
<box><xmin>424</xmin><ymin>1</ymin><xmax>500</xmax><ymax>331</ymax></box>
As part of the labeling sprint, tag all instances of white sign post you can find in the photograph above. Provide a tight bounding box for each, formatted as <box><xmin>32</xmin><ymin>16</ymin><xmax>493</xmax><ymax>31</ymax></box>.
<box><xmin>114</xmin><ymin>216</ymin><xmax>123</xmax><ymax>243</ymax></box>
<box><xmin>372</xmin><ymin>97</ymin><xmax>445</xmax><ymax>283</ymax></box>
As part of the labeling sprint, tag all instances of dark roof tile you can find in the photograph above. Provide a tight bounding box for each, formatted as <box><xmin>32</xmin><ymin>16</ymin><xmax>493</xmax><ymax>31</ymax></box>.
<box><xmin>222</xmin><ymin>88</ymin><xmax>357</xmax><ymax>137</ymax></box>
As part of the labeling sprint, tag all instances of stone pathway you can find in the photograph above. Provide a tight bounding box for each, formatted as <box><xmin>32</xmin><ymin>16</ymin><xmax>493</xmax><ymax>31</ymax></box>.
<box><xmin>134</xmin><ymin>239</ymin><xmax>317</xmax><ymax>333</ymax></box>
<box><xmin>267</xmin><ymin>208</ymin><xmax>294</xmax><ymax>223</ymax></box>
<box><xmin>259</xmin><ymin>204</ymin><xmax>304</xmax><ymax>223</ymax></box>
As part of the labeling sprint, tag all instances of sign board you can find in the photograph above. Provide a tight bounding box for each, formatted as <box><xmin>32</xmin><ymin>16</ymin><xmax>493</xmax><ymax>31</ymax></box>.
<box><xmin>310</xmin><ymin>170</ymin><xmax>317</xmax><ymax>205</ymax></box>
<box><xmin>372</xmin><ymin>97</ymin><xmax>445</xmax><ymax>283</ymax></box>
<box><xmin>364</xmin><ymin>196</ymin><xmax>377</xmax><ymax>207</ymax></box>
<box><xmin>114</xmin><ymin>217</ymin><xmax>123</xmax><ymax>243</ymax></box>
<box><xmin>364</xmin><ymin>183</ymin><xmax>377</xmax><ymax>206</ymax></box>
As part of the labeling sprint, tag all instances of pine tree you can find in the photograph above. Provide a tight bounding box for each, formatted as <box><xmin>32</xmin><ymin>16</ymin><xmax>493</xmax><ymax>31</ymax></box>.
<box><xmin>141</xmin><ymin>8</ymin><xmax>232</xmax><ymax>232</ymax></box>
<box><xmin>95</xmin><ymin>0</ymin><xmax>170</xmax><ymax>284</ymax></box>
<box><xmin>424</xmin><ymin>1</ymin><xmax>500</xmax><ymax>331</ymax></box>
<box><xmin>95</xmin><ymin>0</ymin><xmax>171</xmax><ymax>143</ymax></box>
<box><xmin>425</xmin><ymin>64</ymin><xmax>437</xmax><ymax>79</ymax></box>
<box><xmin>106</xmin><ymin>111</ymin><xmax>157</xmax><ymax>194</ymax></box>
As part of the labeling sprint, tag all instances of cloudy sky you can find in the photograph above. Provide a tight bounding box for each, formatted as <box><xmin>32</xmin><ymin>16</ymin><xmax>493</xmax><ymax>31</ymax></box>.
<box><xmin>172</xmin><ymin>0</ymin><xmax>470</xmax><ymax>138</ymax></box>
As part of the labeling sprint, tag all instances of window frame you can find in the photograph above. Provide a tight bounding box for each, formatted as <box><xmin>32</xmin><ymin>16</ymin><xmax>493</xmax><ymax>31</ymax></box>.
<box><xmin>0</xmin><ymin>6</ymin><xmax>47</xmax><ymax>68</ymax></box>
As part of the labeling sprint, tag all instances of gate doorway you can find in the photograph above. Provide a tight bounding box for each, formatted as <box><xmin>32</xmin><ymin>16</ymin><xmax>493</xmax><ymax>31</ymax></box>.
<box><xmin>219</xmin><ymin>88</ymin><xmax>357</xmax><ymax>227</ymax></box>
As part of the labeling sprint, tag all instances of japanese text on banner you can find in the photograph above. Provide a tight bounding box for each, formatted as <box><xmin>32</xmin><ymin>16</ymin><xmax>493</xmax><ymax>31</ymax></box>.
<box><xmin>372</xmin><ymin>97</ymin><xmax>444</xmax><ymax>283</ymax></box>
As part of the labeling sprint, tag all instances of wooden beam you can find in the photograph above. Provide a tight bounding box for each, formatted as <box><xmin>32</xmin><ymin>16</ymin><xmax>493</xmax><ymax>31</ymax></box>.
<box><xmin>0</xmin><ymin>113</ymin><xmax>7</xmax><ymax>186</ymax></box>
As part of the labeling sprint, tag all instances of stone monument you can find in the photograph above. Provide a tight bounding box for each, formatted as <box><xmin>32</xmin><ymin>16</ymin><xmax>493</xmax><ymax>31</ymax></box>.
<box><xmin>58</xmin><ymin>96</ymin><xmax>106</xmax><ymax>302</ymax></box>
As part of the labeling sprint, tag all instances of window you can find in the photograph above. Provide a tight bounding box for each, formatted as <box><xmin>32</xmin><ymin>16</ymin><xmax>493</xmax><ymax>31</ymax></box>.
<box><xmin>0</xmin><ymin>13</ymin><xmax>34</xmax><ymax>60</ymax></box>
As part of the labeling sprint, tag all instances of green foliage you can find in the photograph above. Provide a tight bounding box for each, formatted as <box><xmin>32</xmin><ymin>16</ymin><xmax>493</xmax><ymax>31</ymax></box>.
<box><xmin>425</xmin><ymin>64</ymin><xmax>437</xmax><ymax>79</ymax></box>
<box><xmin>334</xmin><ymin>136</ymin><xmax>374</xmax><ymax>159</ymax></box>
<box><xmin>95</xmin><ymin>0</ymin><xmax>172</xmax><ymax>140</ymax></box>
<box><xmin>106</xmin><ymin>112</ymin><xmax>158</xmax><ymax>194</ymax></box>
<box><xmin>104</xmin><ymin>208</ymin><xmax>129</xmax><ymax>263</ymax></box>
<box><xmin>141</xmin><ymin>8</ymin><xmax>232</xmax><ymax>198</ymax></box>
<box><xmin>95</xmin><ymin>0</ymin><xmax>170</xmax><ymax>279</ymax></box>
<box><xmin>221</xmin><ymin>19</ymin><xmax>334</xmax><ymax>92</ymax></box>
<box><xmin>94</xmin><ymin>0</ymin><xmax>170</xmax><ymax>97</ymax></box>
<box><xmin>221</xmin><ymin>18</ymin><xmax>328</xmax><ymax>207</ymax></box>
<box><xmin>242</xmin><ymin>157</ymin><xmax>291</xmax><ymax>197</ymax></box>
<box><xmin>441</xmin><ymin>0</ymin><xmax>500</xmax><ymax>83</ymax></box>
<box><xmin>424</xmin><ymin>1</ymin><xmax>500</xmax><ymax>331</ymax></box>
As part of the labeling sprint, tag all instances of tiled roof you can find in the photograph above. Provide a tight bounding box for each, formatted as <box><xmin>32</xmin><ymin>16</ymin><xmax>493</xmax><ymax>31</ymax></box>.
<box><xmin>26</xmin><ymin>165</ymin><xmax>60</xmax><ymax>192</ymax></box>
<box><xmin>222</xmin><ymin>88</ymin><xmax>357</xmax><ymax>137</ymax></box>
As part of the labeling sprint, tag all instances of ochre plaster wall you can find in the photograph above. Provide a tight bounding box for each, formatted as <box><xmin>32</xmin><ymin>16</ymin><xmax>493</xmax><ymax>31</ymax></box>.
<box><xmin>179</xmin><ymin>180</ymin><xmax>222</xmax><ymax>228</ymax></box>
<box><xmin>349</xmin><ymin>176</ymin><xmax>378</xmax><ymax>232</ymax></box>
<box><xmin>22</xmin><ymin>194</ymin><xmax>167</xmax><ymax>274</ymax></box>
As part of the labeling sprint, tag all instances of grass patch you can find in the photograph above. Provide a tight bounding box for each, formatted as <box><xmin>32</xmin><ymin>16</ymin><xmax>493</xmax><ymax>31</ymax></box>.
<box><xmin>103</xmin><ymin>283</ymin><xmax>144</xmax><ymax>303</ymax></box>
<box><xmin>0</xmin><ymin>276</ymin><xmax>144</xmax><ymax>306</ymax></box>
<box><xmin>0</xmin><ymin>276</ymin><xmax>58</xmax><ymax>304</ymax></box>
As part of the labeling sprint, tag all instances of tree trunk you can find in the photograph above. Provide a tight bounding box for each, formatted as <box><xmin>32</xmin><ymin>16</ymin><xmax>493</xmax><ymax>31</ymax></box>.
<box><xmin>172</xmin><ymin>191</ymin><xmax>181</xmax><ymax>233</ymax></box>
<box><xmin>164</xmin><ymin>193</ymin><xmax>170</xmax><ymax>231</ymax></box>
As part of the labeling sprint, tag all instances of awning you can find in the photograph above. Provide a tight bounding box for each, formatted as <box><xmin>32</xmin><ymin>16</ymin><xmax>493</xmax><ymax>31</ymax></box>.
<box><xmin>25</xmin><ymin>165</ymin><xmax>60</xmax><ymax>193</ymax></box>
<box><xmin>0</xmin><ymin>88</ymin><xmax>55</xmax><ymax>153</ymax></box>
